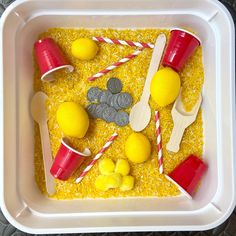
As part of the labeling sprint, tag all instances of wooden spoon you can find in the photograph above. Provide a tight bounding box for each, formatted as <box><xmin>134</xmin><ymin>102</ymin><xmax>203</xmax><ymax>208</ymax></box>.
<box><xmin>31</xmin><ymin>92</ymin><xmax>56</xmax><ymax>195</ymax></box>
<box><xmin>129</xmin><ymin>34</ymin><xmax>166</xmax><ymax>131</ymax></box>
<box><xmin>166</xmin><ymin>90</ymin><xmax>202</xmax><ymax>153</ymax></box>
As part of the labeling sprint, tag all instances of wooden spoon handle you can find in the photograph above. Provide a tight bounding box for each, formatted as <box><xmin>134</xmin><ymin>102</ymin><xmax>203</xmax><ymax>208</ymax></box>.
<box><xmin>141</xmin><ymin>34</ymin><xmax>166</xmax><ymax>103</ymax></box>
<box><xmin>39</xmin><ymin>122</ymin><xmax>55</xmax><ymax>195</ymax></box>
<box><xmin>166</xmin><ymin>119</ymin><xmax>186</xmax><ymax>153</ymax></box>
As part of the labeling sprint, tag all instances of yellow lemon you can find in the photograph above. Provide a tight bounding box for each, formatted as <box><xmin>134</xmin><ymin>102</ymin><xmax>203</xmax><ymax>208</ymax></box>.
<box><xmin>150</xmin><ymin>67</ymin><xmax>181</xmax><ymax>107</ymax></box>
<box><xmin>99</xmin><ymin>158</ymin><xmax>115</xmax><ymax>175</ymax></box>
<box><xmin>115</xmin><ymin>159</ymin><xmax>130</xmax><ymax>176</ymax></box>
<box><xmin>71</xmin><ymin>38</ymin><xmax>98</xmax><ymax>60</ymax></box>
<box><xmin>120</xmin><ymin>176</ymin><xmax>135</xmax><ymax>191</ymax></box>
<box><xmin>56</xmin><ymin>102</ymin><xmax>89</xmax><ymax>138</ymax></box>
<box><xmin>125</xmin><ymin>133</ymin><xmax>151</xmax><ymax>164</ymax></box>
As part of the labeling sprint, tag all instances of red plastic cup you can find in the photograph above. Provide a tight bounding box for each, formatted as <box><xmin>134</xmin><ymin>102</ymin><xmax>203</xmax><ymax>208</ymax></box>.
<box><xmin>162</xmin><ymin>28</ymin><xmax>201</xmax><ymax>72</ymax></box>
<box><xmin>50</xmin><ymin>138</ymin><xmax>91</xmax><ymax>181</ymax></box>
<box><xmin>34</xmin><ymin>38</ymin><xmax>74</xmax><ymax>82</ymax></box>
<box><xmin>165</xmin><ymin>155</ymin><xmax>207</xmax><ymax>199</ymax></box>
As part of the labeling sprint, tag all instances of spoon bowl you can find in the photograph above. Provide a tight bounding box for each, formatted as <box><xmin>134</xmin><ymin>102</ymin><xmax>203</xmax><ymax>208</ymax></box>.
<box><xmin>175</xmin><ymin>90</ymin><xmax>202</xmax><ymax>117</ymax></box>
<box><xmin>31</xmin><ymin>91</ymin><xmax>48</xmax><ymax>123</ymax></box>
<box><xmin>166</xmin><ymin>90</ymin><xmax>202</xmax><ymax>153</ymax></box>
<box><xmin>129</xmin><ymin>101</ymin><xmax>151</xmax><ymax>132</ymax></box>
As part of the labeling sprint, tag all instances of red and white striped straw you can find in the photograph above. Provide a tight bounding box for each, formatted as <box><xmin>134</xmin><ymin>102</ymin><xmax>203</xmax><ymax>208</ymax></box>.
<box><xmin>92</xmin><ymin>36</ymin><xmax>154</xmax><ymax>49</ymax></box>
<box><xmin>75</xmin><ymin>132</ymin><xmax>118</xmax><ymax>183</ymax></box>
<box><xmin>88</xmin><ymin>49</ymin><xmax>143</xmax><ymax>81</ymax></box>
<box><xmin>155</xmin><ymin>111</ymin><xmax>164</xmax><ymax>174</ymax></box>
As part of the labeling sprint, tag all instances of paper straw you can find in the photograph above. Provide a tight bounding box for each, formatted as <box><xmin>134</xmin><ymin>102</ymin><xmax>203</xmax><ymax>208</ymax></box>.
<box><xmin>75</xmin><ymin>132</ymin><xmax>118</xmax><ymax>183</ymax></box>
<box><xmin>155</xmin><ymin>111</ymin><xmax>164</xmax><ymax>174</ymax></box>
<box><xmin>88</xmin><ymin>49</ymin><xmax>143</xmax><ymax>81</ymax></box>
<box><xmin>92</xmin><ymin>36</ymin><xmax>154</xmax><ymax>49</ymax></box>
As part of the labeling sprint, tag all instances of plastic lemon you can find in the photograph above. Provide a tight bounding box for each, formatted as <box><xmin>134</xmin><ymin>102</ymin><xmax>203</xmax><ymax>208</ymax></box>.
<box><xmin>56</xmin><ymin>102</ymin><xmax>89</xmax><ymax>138</ymax></box>
<box><xmin>150</xmin><ymin>67</ymin><xmax>181</xmax><ymax>107</ymax></box>
<box><xmin>120</xmin><ymin>176</ymin><xmax>135</xmax><ymax>191</ymax></box>
<box><xmin>71</xmin><ymin>38</ymin><xmax>98</xmax><ymax>60</ymax></box>
<box><xmin>125</xmin><ymin>133</ymin><xmax>151</xmax><ymax>164</ymax></box>
<box><xmin>115</xmin><ymin>159</ymin><xmax>130</xmax><ymax>176</ymax></box>
<box><xmin>99</xmin><ymin>158</ymin><xmax>115</xmax><ymax>175</ymax></box>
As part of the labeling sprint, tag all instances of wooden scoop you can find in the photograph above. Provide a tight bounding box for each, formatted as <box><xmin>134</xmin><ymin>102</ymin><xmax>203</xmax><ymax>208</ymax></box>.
<box><xmin>31</xmin><ymin>91</ymin><xmax>56</xmax><ymax>195</ymax></box>
<box><xmin>129</xmin><ymin>34</ymin><xmax>166</xmax><ymax>132</ymax></box>
<box><xmin>166</xmin><ymin>90</ymin><xmax>202</xmax><ymax>153</ymax></box>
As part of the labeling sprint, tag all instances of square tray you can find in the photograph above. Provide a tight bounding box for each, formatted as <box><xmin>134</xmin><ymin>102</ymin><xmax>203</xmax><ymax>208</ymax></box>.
<box><xmin>0</xmin><ymin>0</ymin><xmax>235</xmax><ymax>233</ymax></box>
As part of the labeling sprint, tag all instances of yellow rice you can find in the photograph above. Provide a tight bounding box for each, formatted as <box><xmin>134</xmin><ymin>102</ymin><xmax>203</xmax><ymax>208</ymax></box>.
<box><xmin>33</xmin><ymin>28</ymin><xmax>204</xmax><ymax>199</ymax></box>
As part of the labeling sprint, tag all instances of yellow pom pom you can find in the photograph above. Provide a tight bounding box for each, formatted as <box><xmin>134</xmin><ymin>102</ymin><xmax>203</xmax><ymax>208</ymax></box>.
<box><xmin>95</xmin><ymin>173</ymin><xmax>122</xmax><ymax>191</ymax></box>
<box><xmin>71</xmin><ymin>38</ymin><xmax>98</xmax><ymax>60</ymax></box>
<box><xmin>125</xmin><ymin>133</ymin><xmax>151</xmax><ymax>164</ymax></box>
<box><xmin>95</xmin><ymin>175</ymin><xmax>109</xmax><ymax>191</ymax></box>
<box><xmin>120</xmin><ymin>176</ymin><xmax>135</xmax><ymax>191</ymax></box>
<box><xmin>115</xmin><ymin>159</ymin><xmax>130</xmax><ymax>176</ymax></box>
<box><xmin>98</xmin><ymin>158</ymin><xmax>115</xmax><ymax>175</ymax></box>
<box><xmin>106</xmin><ymin>173</ymin><xmax>122</xmax><ymax>188</ymax></box>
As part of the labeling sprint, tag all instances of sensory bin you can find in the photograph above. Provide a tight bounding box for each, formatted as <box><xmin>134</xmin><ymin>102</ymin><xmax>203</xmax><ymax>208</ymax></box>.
<box><xmin>33</xmin><ymin>28</ymin><xmax>204</xmax><ymax>199</ymax></box>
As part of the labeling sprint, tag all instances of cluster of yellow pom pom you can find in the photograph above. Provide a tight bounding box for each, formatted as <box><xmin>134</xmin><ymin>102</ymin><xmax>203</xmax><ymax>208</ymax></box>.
<box><xmin>95</xmin><ymin>158</ymin><xmax>135</xmax><ymax>192</ymax></box>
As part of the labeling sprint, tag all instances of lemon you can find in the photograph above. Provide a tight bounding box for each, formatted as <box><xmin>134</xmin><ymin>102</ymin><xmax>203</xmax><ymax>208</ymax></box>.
<box><xmin>120</xmin><ymin>176</ymin><xmax>135</xmax><ymax>191</ymax></box>
<box><xmin>115</xmin><ymin>159</ymin><xmax>130</xmax><ymax>176</ymax></box>
<box><xmin>125</xmin><ymin>133</ymin><xmax>151</xmax><ymax>164</ymax></box>
<box><xmin>150</xmin><ymin>67</ymin><xmax>181</xmax><ymax>107</ymax></box>
<box><xmin>71</xmin><ymin>38</ymin><xmax>98</xmax><ymax>60</ymax></box>
<box><xmin>99</xmin><ymin>158</ymin><xmax>115</xmax><ymax>175</ymax></box>
<box><xmin>56</xmin><ymin>102</ymin><xmax>89</xmax><ymax>138</ymax></box>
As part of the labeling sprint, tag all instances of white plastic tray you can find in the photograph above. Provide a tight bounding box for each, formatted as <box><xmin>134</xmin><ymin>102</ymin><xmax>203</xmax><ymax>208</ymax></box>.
<box><xmin>0</xmin><ymin>0</ymin><xmax>235</xmax><ymax>234</ymax></box>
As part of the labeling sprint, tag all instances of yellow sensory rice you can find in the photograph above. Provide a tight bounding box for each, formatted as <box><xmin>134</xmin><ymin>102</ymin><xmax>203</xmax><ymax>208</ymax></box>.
<box><xmin>33</xmin><ymin>28</ymin><xmax>204</xmax><ymax>199</ymax></box>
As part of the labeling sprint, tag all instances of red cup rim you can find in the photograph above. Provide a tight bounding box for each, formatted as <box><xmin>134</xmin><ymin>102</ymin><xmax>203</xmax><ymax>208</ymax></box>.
<box><xmin>61</xmin><ymin>138</ymin><xmax>91</xmax><ymax>157</ymax></box>
<box><xmin>165</xmin><ymin>174</ymin><xmax>192</xmax><ymax>199</ymax></box>
<box><xmin>41</xmin><ymin>65</ymin><xmax>74</xmax><ymax>82</ymax></box>
<box><xmin>37</xmin><ymin>38</ymin><xmax>52</xmax><ymax>43</ymax></box>
<box><xmin>170</xmin><ymin>28</ymin><xmax>201</xmax><ymax>45</ymax></box>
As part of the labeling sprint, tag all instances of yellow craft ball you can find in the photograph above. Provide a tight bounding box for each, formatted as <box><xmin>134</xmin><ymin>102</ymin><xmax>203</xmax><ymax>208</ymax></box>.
<box><xmin>120</xmin><ymin>176</ymin><xmax>135</xmax><ymax>191</ymax></box>
<box><xmin>99</xmin><ymin>158</ymin><xmax>115</xmax><ymax>175</ymax></box>
<box><xmin>71</xmin><ymin>38</ymin><xmax>98</xmax><ymax>60</ymax></box>
<box><xmin>95</xmin><ymin>174</ymin><xmax>122</xmax><ymax>191</ymax></box>
<box><xmin>56</xmin><ymin>102</ymin><xmax>89</xmax><ymax>138</ymax></box>
<box><xmin>95</xmin><ymin>175</ymin><xmax>109</xmax><ymax>191</ymax></box>
<box><xmin>115</xmin><ymin>159</ymin><xmax>130</xmax><ymax>176</ymax></box>
<box><xmin>125</xmin><ymin>133</ymin><xmax>151</xmax><ymax>164</ymax></box>
<box><xmin>106</xmin><ymin>173</ymin><xmax>122</xmax><ymax>188</ymax></box>
<box><xmin>150</xmin><ymin>67</ymin><xmax>181</xmax><ymax>107</ymax></box>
